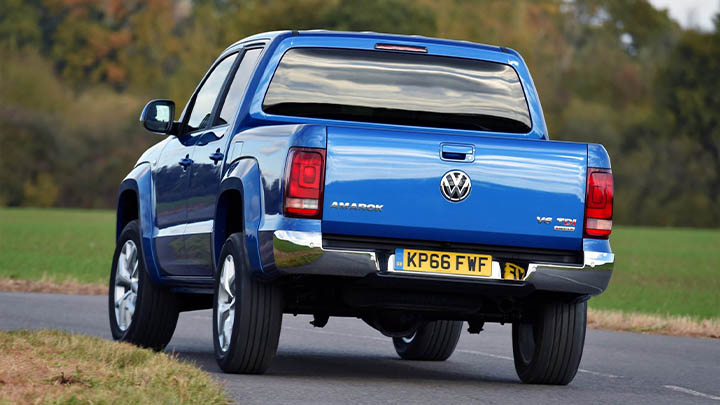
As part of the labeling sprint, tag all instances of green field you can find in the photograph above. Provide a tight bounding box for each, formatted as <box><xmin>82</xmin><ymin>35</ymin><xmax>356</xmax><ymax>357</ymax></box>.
<box><xmin>0</xmin><ymin>208</ymin><xmax>115</xmax><ymax>284</ymax></box>
<box><xmin>1</xmin><ymin>208</ymin><xmax>718</xmax><ymax>319</ymax></box>
<box><xmin>591</xmin><ymin>226</ymin><xmax>720</xmax><ymax>319</ymax></box>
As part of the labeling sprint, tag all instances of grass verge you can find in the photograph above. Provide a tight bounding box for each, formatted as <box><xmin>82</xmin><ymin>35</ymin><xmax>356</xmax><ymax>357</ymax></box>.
<box><xmin>0</xmin><ymin>276</ymin><xmax>105</xmax><ymax>295</ymax></box>
<box><xmin>0</xmin><ymin>329</ymin><xmax>228</xmax><ymax>404</ymax></box>
<box><xmin>588</xmin><ymin>308</ymin><xmax>720</xmax><ymax>339</ymax></box>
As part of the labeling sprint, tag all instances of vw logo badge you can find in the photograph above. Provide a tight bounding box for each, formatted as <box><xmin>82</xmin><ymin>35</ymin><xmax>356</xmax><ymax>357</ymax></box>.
<box><xmin>441</xmin><ymin>171</ymin><xmax>472</xmax><ymax>202</ymax></box>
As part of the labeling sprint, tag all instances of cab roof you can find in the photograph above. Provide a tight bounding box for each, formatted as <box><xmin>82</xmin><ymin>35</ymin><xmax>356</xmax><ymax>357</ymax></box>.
<box><xmin>225</xmin><ymin>30</ymin><xmax>520</xmax><ymax>58</ymax></box>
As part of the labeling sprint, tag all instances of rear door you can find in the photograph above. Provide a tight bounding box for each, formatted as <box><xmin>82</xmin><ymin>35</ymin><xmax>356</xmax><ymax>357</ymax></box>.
<box><xmin>155</xmin><ymin>52</ymin><xmax>237</xmax><ymax>276</ymax></box>
<box><xmin>153</xmin><ymin>136</ymin><xmax>193</xmax><ymax>273</ymax></box>
<box><xmin>185</xmin><ymin>48</ymin><xmax>263</xmax><ymax>275</ymax></box>
<box><xmin>322</xmin><ymin>127</ymin><xmax>587</xmax><ymax>251</ymax></box>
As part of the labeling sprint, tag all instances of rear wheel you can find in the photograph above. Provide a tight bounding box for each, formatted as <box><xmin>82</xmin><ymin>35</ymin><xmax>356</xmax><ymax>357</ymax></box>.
<box><xmin>108</xmin><ymin>220</ymin><xmax>179</xmax><ymax>351</ymax></box>
<box><xmin>393</xmin><ymin>320</ymin><xmax>463</xmax><ymax>361</ymax></box>
<box><xmin>512</xmin><ymin>300</ymin><xmax>587</xmax><ymax>385</ymax></box>
<box><xmin>213</xmin><ymin>233</ymin><xmax>283</xmax><ymax>374</ymax></box>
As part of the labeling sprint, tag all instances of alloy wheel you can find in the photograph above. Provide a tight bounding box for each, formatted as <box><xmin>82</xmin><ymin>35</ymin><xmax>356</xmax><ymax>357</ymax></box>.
<box><xmin>217</xmin><ymin>255</ymin><xmax>236</xmax><ymax>352</ymax></box>
<box><xmin>114</xmin><ymin>240</ymin><xmax>139</xmax><ymax>331</ymax></box>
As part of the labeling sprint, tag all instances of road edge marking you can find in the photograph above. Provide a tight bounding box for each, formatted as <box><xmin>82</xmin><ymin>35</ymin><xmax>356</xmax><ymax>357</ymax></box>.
<box><xmin>664</xmin><ymin>385</ymin><xmax>720</xmax><ymax>401</ymax></box>
<box><xmin>456</xmin><ymin>349</ymin><xmax>622</xmax><ymax>378</ymax></box>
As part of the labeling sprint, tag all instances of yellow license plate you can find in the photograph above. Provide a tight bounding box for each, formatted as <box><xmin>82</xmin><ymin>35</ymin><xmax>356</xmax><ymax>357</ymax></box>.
<box><xmin>394</xmin><ymin>249</ymin><xmax>492</xmax><ymax>277</ymax></box>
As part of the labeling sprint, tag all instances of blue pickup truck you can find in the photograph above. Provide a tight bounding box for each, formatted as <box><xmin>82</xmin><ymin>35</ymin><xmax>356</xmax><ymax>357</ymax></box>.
<box><xmin>110</xmin><ymin>30</ymin><xmax>614</xmax><ymax>385</ymax></box>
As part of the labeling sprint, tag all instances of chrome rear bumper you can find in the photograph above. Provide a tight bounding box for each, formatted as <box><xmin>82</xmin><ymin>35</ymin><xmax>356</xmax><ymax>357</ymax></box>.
<box><xmin>272</xmin><ymin>230</ymin><xmax>613</xmax><ymax>296</ymax></box>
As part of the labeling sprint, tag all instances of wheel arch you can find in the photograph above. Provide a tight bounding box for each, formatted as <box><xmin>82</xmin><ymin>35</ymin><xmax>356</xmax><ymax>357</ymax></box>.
<box><xmin>117</xmin><ymin>188</ymin><xmax>139</xmax><ymax>240</ymax></box>
<box><xmin>117</xmin><ymin>163</ymin><xmax>164</xmax><ymax>284</ymax></box>
<box><xmin>213</xmin><ymin>158</ymin><xmax>265</xmax><ymax>277</ymax></box>
<box><xmin>214</xmin><ymin>187</ymin><xmax>244</xmax><ymax>269</ymax></box>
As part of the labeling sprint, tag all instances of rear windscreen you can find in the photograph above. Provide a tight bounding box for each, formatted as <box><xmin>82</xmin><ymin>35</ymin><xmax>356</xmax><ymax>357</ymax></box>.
<box><xmin>263</xmin><ymin>48</ymin><xmax>531</xmax><ymax>133</ymax></box>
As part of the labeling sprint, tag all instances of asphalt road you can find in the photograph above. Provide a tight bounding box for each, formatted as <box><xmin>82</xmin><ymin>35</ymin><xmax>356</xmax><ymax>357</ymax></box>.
<box><xmin>1</xmin><ymin>292</ymin><xmax>719</xmax><ymax>404</ymax></box>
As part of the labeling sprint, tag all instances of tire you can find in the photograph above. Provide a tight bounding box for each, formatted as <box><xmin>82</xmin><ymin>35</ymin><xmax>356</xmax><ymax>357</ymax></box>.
<box><xmin>108</xmin><ymin>220</ymin><xmax>179</xmax><ymax>351</ymax></box>
<box><xmin>512</xmin><ymin>300</ymin><xmax>587</xmax><ymax>385</ymax></box>
<box><xmin>213</xmin><ymin>233</ymin><xmax>283</xmax><ymax>374</ymax></box>
<box><xmin>393</xmin><ymin>320</ymin><xmax>463</xmax><ymax>361</ymax></box>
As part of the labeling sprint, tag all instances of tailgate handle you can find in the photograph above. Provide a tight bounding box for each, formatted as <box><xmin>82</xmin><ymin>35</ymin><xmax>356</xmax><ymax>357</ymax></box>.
<box><xmin>440</xmin><ymin>143</ymin><xmax>475</xmax><ymax>163</ymax></box>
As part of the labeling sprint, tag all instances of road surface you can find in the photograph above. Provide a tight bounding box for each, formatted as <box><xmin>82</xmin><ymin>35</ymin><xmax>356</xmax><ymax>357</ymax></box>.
<box><xmin>1</xmin><ymin>292</ymin><xmax>718</xmax><ymax>404</ymax></box>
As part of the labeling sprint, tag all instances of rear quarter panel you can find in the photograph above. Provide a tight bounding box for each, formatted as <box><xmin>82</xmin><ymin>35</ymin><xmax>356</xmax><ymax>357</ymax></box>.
<box><xmin>221</xmin><ymin>124</ymin><xmax>326</xmax><ymax>277</ymax></box>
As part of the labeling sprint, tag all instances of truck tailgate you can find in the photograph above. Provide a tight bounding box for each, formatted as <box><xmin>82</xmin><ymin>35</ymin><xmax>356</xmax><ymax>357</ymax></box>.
<box><xmin>322</xmin><ymin>126</ymin><xmax>587</xmax><ymax>251</ymax></box>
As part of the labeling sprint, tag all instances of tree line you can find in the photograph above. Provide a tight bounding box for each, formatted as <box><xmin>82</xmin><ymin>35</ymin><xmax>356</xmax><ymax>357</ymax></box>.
<box><xmin>0</xmin><ymin>0</ymin><xmax>718</xmax><ymax>227</ymax></box>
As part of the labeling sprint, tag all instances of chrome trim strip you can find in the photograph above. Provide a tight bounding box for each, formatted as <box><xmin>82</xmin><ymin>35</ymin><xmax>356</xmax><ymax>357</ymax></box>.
<box><xmin>584</xmin><ymin>251</ymin><xmax>615</xmax><ymax>269</ymax></box>
<box><xmin>274</xmin><ymin>230</ymin><xmax>322</xmax><ymax>249</ymax></box>
<box><xmin>525</xmin><ymin>250</ymin><xmax>614</xmax><ymax>280</ymax></box>
<box><xmin>184</xmin><ymin>220</ymin><xmax>214</xmax><ymax>235</ymax></box>
<box><xmin>272</xmin><ymin>230</ymin><xmax>614</xmax><ymax>282</ymax></box>
<box><xmin>273</xmin><ymin>230</ymin><xmax>379</xmax><ymax>271</ymax></box>
<box><xmin>155</xmin><ymin>223</ymin><xmax>185</xmax><ymax>238</ymax></box>
<box><xmin>155</xmin><ymin>220</ymin><xmax>215</xmax><ymax>238</ymax></box>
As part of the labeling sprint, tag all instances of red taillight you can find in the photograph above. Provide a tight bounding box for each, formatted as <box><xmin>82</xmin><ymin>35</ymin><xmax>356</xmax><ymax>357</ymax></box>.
<box><xmin>584</xmin><ymin>168</ymin><xmax>613</xmax><ymax>238</ymax></box>
<box><xmin>374</xmin><ymin>43</ymin><xmax>428</xmax><ymax>53</ymax></box>
<box><xmin>284</xmin><ymin>148</ymin><xmax>326</xmax><ymax>218</ymax></box>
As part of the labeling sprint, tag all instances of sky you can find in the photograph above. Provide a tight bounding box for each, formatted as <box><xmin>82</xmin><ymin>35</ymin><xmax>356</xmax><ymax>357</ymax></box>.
<box><xmin>648</xmin><ymin>0</ymin><xmax>719</xmax><ymax>31</ymax></box>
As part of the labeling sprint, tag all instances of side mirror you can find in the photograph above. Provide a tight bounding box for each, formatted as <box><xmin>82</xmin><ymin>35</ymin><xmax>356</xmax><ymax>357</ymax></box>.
<box><xmin>140</xmin><ymin>99</ymin><xmax>175</xmax><ymax>134</ymax></box>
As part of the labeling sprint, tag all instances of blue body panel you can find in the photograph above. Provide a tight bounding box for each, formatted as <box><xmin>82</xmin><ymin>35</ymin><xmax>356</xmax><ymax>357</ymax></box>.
<box><xmin>117</xmin><ymin>163</ymin><xmax>164</xmax><ymax>284</ymax></box>
<box><xmin>323</xmin><ymin>126</ymin><xmax>587</xmax><ymax>250</ymax></box>
<box><xmin>117</xmin><ymin>30</ymin><xmax>612</xmax><ymax>287</ymax></box>
<box><xmin>587</xmin><ymin>144</ymin><xmax>612</xmax><ymax>169</ymax></box>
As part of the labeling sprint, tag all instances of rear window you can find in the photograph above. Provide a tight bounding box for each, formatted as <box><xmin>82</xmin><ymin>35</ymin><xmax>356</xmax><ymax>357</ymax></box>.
<box><xmin>263</xmin><ymin>47</ymin><xmax>531</xmax><ymax>133</ymax></box>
